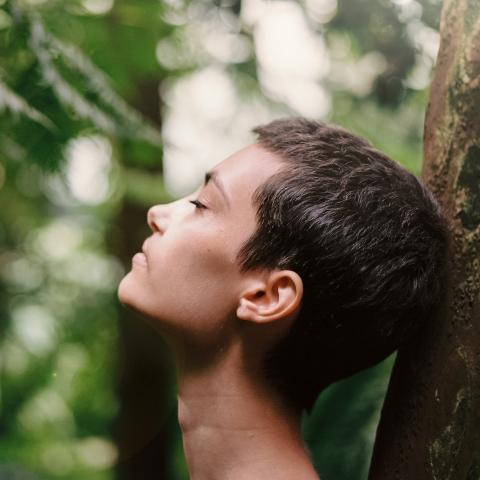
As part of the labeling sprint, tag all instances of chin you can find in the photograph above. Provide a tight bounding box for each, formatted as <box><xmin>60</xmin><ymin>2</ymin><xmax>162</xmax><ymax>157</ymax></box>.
<box><xmin>117</xmin><ymin>275</ymin><xmax>178</xmax><ymax>339</ymax></box>
<box><xmin>118</xmin><ymin>274</ymin><xmax>160</xmax><ymax>320</ymax></box>
<box><xmin>117</xmin><ymin>272</ymin><xmax>137</xmax><ymax>307</ymax></box>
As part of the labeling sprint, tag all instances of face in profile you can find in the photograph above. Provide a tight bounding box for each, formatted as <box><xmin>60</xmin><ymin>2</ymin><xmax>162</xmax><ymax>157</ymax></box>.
<box><xmin>118</xmin><ymin>144</ymin><xmax>286</xmax><ymax>347</ymax></box>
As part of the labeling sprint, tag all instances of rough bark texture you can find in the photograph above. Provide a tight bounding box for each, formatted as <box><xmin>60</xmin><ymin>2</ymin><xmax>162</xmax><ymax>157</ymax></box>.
<box><xmin>369</xmin><ymin>1</ymin><xmax>480</xmax><ymax>479</ymax></box>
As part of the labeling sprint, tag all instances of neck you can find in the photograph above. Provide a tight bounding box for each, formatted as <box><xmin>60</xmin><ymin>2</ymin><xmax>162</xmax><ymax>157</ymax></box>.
<box><xmin>175</xmin><ymin>341</ymin><xmax>319</xmax><ymax>480</ymax></box>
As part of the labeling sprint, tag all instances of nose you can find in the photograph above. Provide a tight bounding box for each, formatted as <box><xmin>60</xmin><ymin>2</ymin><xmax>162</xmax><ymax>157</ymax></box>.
<box><xmin>147</xmin><ymin>203</ymin><xmax>169</xmax><ymax>234</ymax></box>
<box><xmin>147</xmin><ymin>197</ymin><xmax>188</xmax><ymax>233</ymax></box>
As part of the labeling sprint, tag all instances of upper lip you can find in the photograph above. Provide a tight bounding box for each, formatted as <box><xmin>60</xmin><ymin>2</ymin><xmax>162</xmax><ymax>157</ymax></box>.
<box><xmin>141</xmin><ymin>240</ymin><xmax>148</xmax><ymax>258</ymax></box>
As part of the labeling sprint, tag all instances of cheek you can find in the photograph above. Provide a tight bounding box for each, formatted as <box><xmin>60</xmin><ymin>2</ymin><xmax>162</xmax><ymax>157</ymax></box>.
<box><xmin>144</xmin><ymin>232</ymin><xmax>239</xmax><ymax>324</ymax></box>
<box><xmin>153</xmin><ymin>230</ymin><xmax>230</xmax><ymax>275</ymax></box>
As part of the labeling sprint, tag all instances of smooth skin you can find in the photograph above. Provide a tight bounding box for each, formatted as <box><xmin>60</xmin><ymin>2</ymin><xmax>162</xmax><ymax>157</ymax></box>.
<box><xmin>118</xmin><ymin>144</ymin><xmax>320</xmax><ymax>480</ymax></box>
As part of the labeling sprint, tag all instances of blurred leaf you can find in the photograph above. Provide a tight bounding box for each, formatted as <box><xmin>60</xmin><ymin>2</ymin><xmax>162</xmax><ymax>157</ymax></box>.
<box><xmin>28</xmin><ymin>13</ymin><xmax>162</xmax><ymax>145</ymax></box>
<box><xmin>0</xmin><ymin>79</ymin><xmax>55</xmax><ymax>130</ymax></box>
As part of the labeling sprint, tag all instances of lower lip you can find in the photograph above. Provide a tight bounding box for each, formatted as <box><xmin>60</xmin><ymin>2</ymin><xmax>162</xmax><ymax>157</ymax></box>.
<box><xmin>132</xmin><ymin>252</ymin><xmax>147</xmax><ymax>267</ymax></box>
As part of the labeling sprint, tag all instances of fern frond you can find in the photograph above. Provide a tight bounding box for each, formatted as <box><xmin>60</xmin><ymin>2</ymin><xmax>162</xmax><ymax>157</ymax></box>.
<box><xmin>49</xmin><ymin>36</ymin><xmax>162</xmax><ymax>145</ymax></box>
<box><xmin>28</xmin><ymin>14</ymin><xmax>162</xmax><ymax>146</ymax></box>
<box><xmin>0</xmin><ymin>132</ymin><xmax>27</xmax><ymax>161</ymax></box>
<box><xmin>0</xmin><ymin>79</ymin><xmax>56</xmax><ymax>130</ymax></box>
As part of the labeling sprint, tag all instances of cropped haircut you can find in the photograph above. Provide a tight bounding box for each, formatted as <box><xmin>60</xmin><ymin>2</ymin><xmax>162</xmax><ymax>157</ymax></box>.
<box><xmin>235</xmin><ymin>118</ymin><xmax>450</xmax><ymax>413</ymax></box>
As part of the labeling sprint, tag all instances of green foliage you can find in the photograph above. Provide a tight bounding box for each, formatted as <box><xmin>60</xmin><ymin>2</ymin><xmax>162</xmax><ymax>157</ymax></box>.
<box><xmin>330</xmin><ymin>91</ymin><xmax>427</xmax><ymax>176</ymax></box>
<box><xmin>0</xmin><ymin>0</ymin><xmax>162</xmax><ymax>171</ymax></box>
<box><xmin>303</xmin><ymin>354</ymin><xmax>396</xmax><ymax>480</ymax></box>
<box><xmin>328</xmin><ymin>0</ymin><xmax>441</xmax><ymax>107</ymax></box>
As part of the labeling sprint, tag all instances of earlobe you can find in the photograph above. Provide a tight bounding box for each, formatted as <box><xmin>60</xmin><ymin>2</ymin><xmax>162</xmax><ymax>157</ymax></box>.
<box><xmin>236</xmin><ymin>270</ymin><xmax>303</xmax><ymax>324</ymax></box>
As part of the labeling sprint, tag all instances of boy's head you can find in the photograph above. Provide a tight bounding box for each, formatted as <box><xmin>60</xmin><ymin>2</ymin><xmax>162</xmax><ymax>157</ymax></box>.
<box><xmin>118</xmin><ymin>117</ymin><xmax>449</xmax><ymax>414</ymax></box>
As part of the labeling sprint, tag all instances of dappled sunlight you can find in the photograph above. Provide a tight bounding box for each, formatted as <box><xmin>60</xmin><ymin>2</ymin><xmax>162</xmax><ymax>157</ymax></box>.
<box><xmin>162</xmin><ymin>66</ymin><xmax>278</xmax><ymax>195</ymax></box>
<box><xmin>1</xmin><ymin>254</ymin><xmax>44</xmax><ymax>292</ymax></box>
<box><xmin>82</xmin><ymin>0</ymin><xmax>115</xmax><ymax>16</ymax></box>
<box><xmin>17</xmin><ymin>388</ymin><xmax>75</xmax><ymax>437</ymax></box>
<box><xmin>247</xmin><ymin>0</ymin><xmax>331</xmax><ymax>117</ymax></box>
<box><xmin>66</xmin><ymin>135</ymin><xmax>112</xmax><ymax>205</ymax></box>
<box><xmin>11</xmin><ymin>304</ymin><xmax>57</xmax><ymax>357</ymax></box>
<box><xmin>161</xmin><ymin>0</ymin><xmax>332</xmax><ymax>194</ymax></box>
<box><xmin>75</xmin><ymin>436</ymin><xmax>118</xmax><ymax>470</ymax></box>
<box><xmin>30</xmin><ymin>219</ymin><xmax>84</xmax><ymax>260</ymax></box>
<box><xmin>304</xmin><ymin>0</ymin><xmax>338</xmax><ymax>24</ymax></box>
<box><xmin>329</xmin><ymin>50</ymin><xmax>388</xmax><ymax>96</ymax></box>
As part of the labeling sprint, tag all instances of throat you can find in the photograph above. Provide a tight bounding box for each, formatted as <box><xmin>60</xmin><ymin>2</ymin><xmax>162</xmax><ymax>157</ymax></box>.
<box><xmin>176</xmin><ymin>361</ymin><xmax>318</xmax><ymax>480</ymax></box>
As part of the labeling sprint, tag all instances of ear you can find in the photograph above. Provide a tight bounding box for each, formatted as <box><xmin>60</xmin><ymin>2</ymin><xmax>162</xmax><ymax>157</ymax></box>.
<box><xmin>236</xmin><ymin>270</ymin><xmax>303</xmax><ymax>324</ymax></box>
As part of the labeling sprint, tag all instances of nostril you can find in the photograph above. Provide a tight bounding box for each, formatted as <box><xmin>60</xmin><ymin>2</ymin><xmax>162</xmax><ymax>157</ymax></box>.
<box><xmin>147</xmin><ymin>201</ymin><xmax>177</xmax><ymax>233</ymax></box>
<box><xmin>147</xmin><ymin>207</ymin><xmax>162</xmax><ymax>233</ymax></box>
<box><xmin>150</xmin><ymin>219</ymin><xmax>164</xmax><ymax>234</ymax></box>
<box><xmin>148</xmin><ymin>205</ymin><xmax>171</xmax><ymax>234</ymax></box>
<box><xmin>150</xmin><ymin>219</ymin><xmax>160</xmax><ymax>233</ymax></box>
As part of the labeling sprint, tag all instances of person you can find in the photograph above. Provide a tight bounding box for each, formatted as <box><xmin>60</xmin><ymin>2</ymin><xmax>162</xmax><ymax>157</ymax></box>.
<box><xmin>118</xmin><ymin>117</ymin><xmax>449</xmax><ymax>480</ymax></box>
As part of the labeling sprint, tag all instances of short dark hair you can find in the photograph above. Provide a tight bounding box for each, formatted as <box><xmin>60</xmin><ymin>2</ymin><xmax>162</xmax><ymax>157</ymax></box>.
<box><xmin>235</xmin><ymin>117</ymin><xmax>450</xmax><ymax>413</ymax></box>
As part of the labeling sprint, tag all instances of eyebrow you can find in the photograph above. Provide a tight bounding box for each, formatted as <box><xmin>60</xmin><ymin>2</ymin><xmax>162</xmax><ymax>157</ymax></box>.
<box><xmin>205</xmin><ymin>170</ymin><xmax>231</xmax><ymax>209</ymax></box>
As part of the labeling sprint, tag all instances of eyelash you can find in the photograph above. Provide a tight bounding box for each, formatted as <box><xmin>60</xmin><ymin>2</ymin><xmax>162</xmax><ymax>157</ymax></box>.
<box><xmin>189</xmin><ymin>199</ymin><xmax>208</xmax><ymax>210</ymax></box>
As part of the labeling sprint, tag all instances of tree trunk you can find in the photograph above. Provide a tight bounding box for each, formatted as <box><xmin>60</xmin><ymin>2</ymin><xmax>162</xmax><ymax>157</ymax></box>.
<box><xmin>369</xmin><ymin>1</ymin><xmax>480</xmax><ymax>478</ymax></box>
<box><xmin>109</xmin><ymin>77</ymin><xmax>176</xmax><ymax>480</ymax></box>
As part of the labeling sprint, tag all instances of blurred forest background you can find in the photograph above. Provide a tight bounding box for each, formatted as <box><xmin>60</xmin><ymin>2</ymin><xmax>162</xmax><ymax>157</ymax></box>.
<box><xmin>0</xmin><ymin>0</ymin><xmax>442</xmax><ymax>478</ymax></box>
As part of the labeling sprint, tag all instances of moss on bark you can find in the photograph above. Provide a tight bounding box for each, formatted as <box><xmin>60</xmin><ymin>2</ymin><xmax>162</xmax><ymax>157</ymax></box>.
<box><xmin>369</xmin><ymin>1</ymin><xmax>480</xmax><ymax>478</ymax></box>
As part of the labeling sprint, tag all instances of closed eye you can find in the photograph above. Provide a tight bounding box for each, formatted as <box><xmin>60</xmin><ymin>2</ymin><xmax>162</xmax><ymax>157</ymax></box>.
<box><xmin>189</xmin><ymin>199</ymin><xmax>208</xmax><ymax>210</ymax></box>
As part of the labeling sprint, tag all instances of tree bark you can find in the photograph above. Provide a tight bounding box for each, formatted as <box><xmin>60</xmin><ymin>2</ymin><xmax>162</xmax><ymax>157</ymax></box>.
<box><xmin>369</xmin><ymin>1</ymin><xmax>480</xmax><ymax>479</ymax></box>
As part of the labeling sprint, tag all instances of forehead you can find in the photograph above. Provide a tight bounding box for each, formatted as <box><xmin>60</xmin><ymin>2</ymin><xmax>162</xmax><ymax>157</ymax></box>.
<box><xmin>213</xmin><ymin>144</ymin><xmax>285</xmax><ymax>202</ymax></box>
